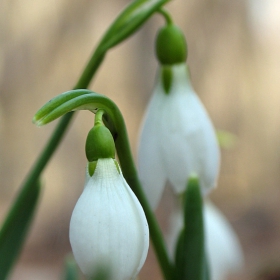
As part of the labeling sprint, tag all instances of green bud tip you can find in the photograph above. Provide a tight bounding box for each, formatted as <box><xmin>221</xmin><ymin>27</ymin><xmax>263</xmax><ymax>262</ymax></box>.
<box><xmin>85</xmin><ymin>124</ymin><xmax>115</xmax><ymax>162</ymax></box>
<box><xmin>156</xmin><ymin>24</ymin><xmax>187</xmax><ymax>65</ymax></box>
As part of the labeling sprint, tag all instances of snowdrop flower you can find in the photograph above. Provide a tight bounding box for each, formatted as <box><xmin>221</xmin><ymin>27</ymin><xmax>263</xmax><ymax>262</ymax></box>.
<box><xmin>138</xmin><ymin>24</ymin><xmax>220</xmax><ymax>209</ymax></box>
<box><xmin>167</xmin><ymin>201</ymin><xmax>243</xmax><ymax>280</ymax></box>
<box><xmin>70</xmin><ymin>158</ymin><xmax>149</xmax><ymax>279</ymax></box>
<box><xmin>70</xmin><ymin>116</ymin><xmax>149</xmax><ymax>279</ymax></box>
<box><xmin>138</xmin><ymin>62</ymin><xmax>220</xmax><ymax>209</ymax></box>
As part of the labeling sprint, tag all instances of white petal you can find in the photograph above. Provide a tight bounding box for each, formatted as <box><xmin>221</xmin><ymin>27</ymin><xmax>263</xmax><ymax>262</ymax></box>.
<box><xmin>138</xmin><ymin>81</ymin><xmax>167</xmax><ymax>209</ymax></box>
<box><xmin>204</xmin><ymin>201</ymin><xmax>243</xmax><ymax>280</ymax></box>
<box><xmin>70</xmin><ymin>158</ymin><xmax>149</xmax><ymax>280</ymax></box>
<box><xmin>159</xmin><ymin>64</ymin><xmax>220</xmax><ymax>194</ymax></box>
<box><xmin>166</xmin><ymin>205</ymin><xmax>183</xmax><ymax>258</ymax></box>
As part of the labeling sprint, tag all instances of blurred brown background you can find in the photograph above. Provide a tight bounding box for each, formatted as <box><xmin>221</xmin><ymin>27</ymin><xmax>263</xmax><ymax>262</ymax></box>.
<box><xmin>1</xmin><ymin>0</ymin><xmax>280</xmax><ymax>279</ymax></box>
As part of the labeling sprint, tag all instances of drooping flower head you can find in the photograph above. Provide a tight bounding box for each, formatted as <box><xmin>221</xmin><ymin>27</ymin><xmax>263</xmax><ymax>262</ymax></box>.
<box><xmin>70</xmin><ymin>111</ymin><xmax>149</xmax><ymax>279</ymax></box>
<box><xmin>138</xmin><ymin>23</ymin><xmax>220</xmax><ymax>209</ymax></box>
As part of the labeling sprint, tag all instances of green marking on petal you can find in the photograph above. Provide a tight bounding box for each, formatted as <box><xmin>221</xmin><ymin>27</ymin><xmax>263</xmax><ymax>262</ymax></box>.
<box><xmin>88</xmin><ymin>161</ymin><xmax>97</xmax><ymax>177</ymax></box>
<box><xmin>161</xmin><ymin>66</ymin><xmax>173</xmax><ymax>94</ymax></box>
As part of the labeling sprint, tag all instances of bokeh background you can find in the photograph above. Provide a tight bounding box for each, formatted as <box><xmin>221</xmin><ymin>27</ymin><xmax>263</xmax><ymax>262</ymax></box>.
<box><xmin>1</xmin><ymin>0</ymin><xmax>280</xmax><ymax>279</ymax></box>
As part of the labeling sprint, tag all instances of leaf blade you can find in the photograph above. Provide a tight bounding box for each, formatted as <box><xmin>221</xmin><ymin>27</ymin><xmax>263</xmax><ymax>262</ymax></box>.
<box><xmin>98</xmin><ymin>0</ymin><xmax>171</xmax><ymax>51</ymax></box>
<box><xmin>0</xmin><ymin>180</ymin><xmax>41</xmax><ymax>279</ymax></box>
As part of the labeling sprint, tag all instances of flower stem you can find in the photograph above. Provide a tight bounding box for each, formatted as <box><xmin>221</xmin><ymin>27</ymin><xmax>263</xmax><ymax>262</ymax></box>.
<box><xmin>94</xmin><ymin>109</ymin><xmax>106</xmax><ymax>126</ymax></box>
<box><xmin>158</xmin><ymin>9</ymin><xmax>173</xmax><ymax>25</ymax></box>
<box><xmin>20</xmin><ymin>49</ymin><xmax>106</xmax><ymax>195</ymax></box>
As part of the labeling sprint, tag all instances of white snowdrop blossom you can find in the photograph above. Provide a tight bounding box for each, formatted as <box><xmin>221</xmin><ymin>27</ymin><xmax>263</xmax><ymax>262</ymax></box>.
<box><xmin>138</xmin><ymin>63</ymin><xmax>220</xmax><ymax>209</ymax></box>
<box><xmin>167</xmin><ymin>201</ymin><xmax>243</xmax><ymax>280</ymax></box>
<box><xmin>69</xmin><ymin>158</ymin><xmax>149</xmax><ymax>280</ymax></box>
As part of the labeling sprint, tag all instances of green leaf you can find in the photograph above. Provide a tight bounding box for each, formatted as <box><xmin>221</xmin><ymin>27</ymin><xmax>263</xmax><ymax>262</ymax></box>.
<box><xmin>32</xmin><ymin>90</ymin><xmax>111</xmax><ymax>127</ymax></box>
<box><xmin>98</xmin><ymin>0</ymin><xmax>171</xmax><ymax>52</ymax></box>
<box><xmin>175</xmin><ymin>176</ymin><xmax>204</xmax><ymax>280</ymax></box>
<box><xmin>0</xmin><ymin>180</ymin><xmax>41</xmax><ymax>279</ymax></box>
<box><xmin>75</xmin><ymin>0</ymin><xmax>170</xmax><ymax>89</ymax></box>
<box><xmin>33</xmin><ymin>89</ymin><xmax>93</xmax><ymax>123</ymax></box>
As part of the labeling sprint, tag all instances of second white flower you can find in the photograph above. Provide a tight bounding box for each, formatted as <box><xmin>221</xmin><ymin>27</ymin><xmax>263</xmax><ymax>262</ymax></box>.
<box><xmin>138</xmin><ymin>63</ymin><xmax>220</xmax><ymax>209</ymax></box>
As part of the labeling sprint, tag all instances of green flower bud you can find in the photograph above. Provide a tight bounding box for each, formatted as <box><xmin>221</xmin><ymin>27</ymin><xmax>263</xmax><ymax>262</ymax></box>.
<box><xmin>85</xmin><ymin>124</ymin><xmax>115</xmax><ymax>162</ymax></box>
<box><xmin>156</xmin><ymin>24</ymin><xmax>187</xmax><ymax>65</ymax></box>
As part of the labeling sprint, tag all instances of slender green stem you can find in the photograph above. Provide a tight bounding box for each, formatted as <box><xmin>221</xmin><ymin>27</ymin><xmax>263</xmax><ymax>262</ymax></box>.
<box><xmin>94</xmin><ymin>109</ymin><xmax>106</xmax><ymax>126</ymax></box>
<box><xmin>20</xmin><ymin>49</ymin><xmax>106</xmax><ymax>192</ymax></box>
<box><xmin>158</xmin><ymin>9</ymin><xmax>173</xmax><ymax>25</ymax></box>
<box><xmin>21</xmin><ymin>112</ymin><xmax>74</xmax><ymax>190</ymax></box>
<box><xmin>75</xmin><ymin>49</ymin><xmax>106</xmax><ymax>90</ymax></box>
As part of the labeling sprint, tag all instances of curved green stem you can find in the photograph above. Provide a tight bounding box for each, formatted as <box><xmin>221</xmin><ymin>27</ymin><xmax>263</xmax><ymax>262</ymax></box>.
<box><xmin>23</xmin><ymin>0</ymin><xmax>170</xmax><ymax>191</ymax></box>
<box><xmin>158</xmin><ymin>9</ymin><xmax>173</xmax><ymax>25</ymax></box>
<box><xmin>34</xmin><ymin>90</ymin><xmax>175</xmax><ymax>280</ymax></box>
<box><xmin>20</xmin><ymin>49</ymin><xmax>105</xmax><ymax>195</ymax></box>
<box><xmin>21</xmin><ymin>112</ymin><xmax>74</xmax><ymax>191</ymax></box>
<box><xmin>94</xmin><ymin>109</ymin><xmax>106</xmax><ymax>126</ymax></box>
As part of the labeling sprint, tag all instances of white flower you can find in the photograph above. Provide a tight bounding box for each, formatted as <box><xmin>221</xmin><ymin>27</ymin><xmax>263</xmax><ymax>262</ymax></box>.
<box><xmin>69</xmin><ymin>158</ymin><xmax>149</xmax><ymax>279</ymax></box>
<box><xmin>138</xmin><ymin>63</ymin><xmax>220</xmax><ymax>209</ymax></box>
<box><xmin>167</xmin><ymin>201</ymin><xmax>243</xmax><ymax>280</ymax></box>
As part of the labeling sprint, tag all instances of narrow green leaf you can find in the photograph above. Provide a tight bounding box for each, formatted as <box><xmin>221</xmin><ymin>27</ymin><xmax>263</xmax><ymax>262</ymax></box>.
<box><xmin>175</xmin><ymin>176</ymin><xmax>204</xmax><ymax>280</ymax></box>
<box><xmin>98</xmin><ymin>0</ymin><xmax>171</xmax><ymax>51</ymax></box>
<box><xmin>33</xmin><ymin>90</ymin><xmax>109</xmax><ymax>126</ymax></box>
<box><xmin>75</xmin><ymin>0</ymin><xmax>171</xmax><ymax>90</ymax></box>
<box><xmin>0</xmin><ymin>180</ymin><xmax>41</xmax><ymax>279</ymax></box>
<box><xmin>33</xmin><ymin>89</ymin><xmax>93</xmax><ymax>123</ymax></box>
